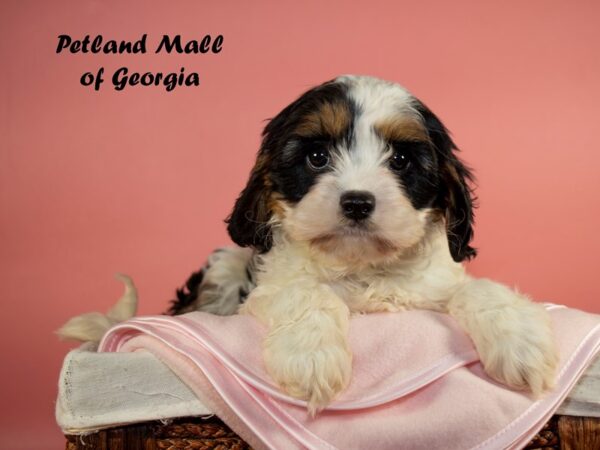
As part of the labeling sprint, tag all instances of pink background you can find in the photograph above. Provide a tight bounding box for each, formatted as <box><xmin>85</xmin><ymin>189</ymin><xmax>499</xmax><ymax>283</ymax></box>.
<box><xmin>1</xmin><ymin>0</ymin><xmax>599</xmax><ymax>448</ymax></box>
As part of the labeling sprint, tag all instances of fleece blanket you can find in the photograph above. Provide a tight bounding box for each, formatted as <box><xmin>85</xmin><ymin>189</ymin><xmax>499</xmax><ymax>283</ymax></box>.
<box><xmin>98</xmin><ymin>305</ymin><xmax>600</xmax><ymax>450</ymax></box>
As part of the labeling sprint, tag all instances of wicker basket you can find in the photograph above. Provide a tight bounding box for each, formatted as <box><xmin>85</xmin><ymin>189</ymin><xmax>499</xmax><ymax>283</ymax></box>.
<box><xmin>65</xmin><ymin>414</ymin><xmax>600</xmax><ymax>450</ymax></box>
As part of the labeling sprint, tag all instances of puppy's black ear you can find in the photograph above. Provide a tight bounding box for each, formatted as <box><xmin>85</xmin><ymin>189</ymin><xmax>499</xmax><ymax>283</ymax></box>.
<box><xmin>226</xmin><ymin>154</ymin><xmax>273</xmax><ymax>252</ymax></box>
<box><xmin>417</xmin><ymin>102</ymin><xmax>477</xmax><ymax>262</ymax></box>
<box><xmin>227</xmin><ymin>79</ymin><xmax>346</xmax><ymax>252</ymax></box>
<box><xmin>441</xmin><ymin>155</ymin><xmax>477</xmax><ymax>262</ymax></box>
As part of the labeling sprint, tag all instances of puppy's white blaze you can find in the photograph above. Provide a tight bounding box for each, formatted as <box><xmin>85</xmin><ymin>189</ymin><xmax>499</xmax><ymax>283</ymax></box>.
<box><xmin>340</xmin><ymin>74</ymin><xmax>423</xmax><ymax>181</ymax></box>
<box><xmin>333</xmin><ymin>146</ymin><xmax>387</xmax><ymax>189</ymax></box>
<box><xmin>337</xmin><ymin>75</ymin><xmax>417</xmax><ymax>121</ymax></box>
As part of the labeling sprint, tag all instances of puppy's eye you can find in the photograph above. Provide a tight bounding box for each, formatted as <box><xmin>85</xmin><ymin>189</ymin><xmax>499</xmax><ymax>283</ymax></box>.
<box><xmin>390</xmin><ymin>148</ymin><xmax>411</xmax><ymax>171</ymax></box>
<box><xmin>306</xmin><ymin>148</ymin><xmax>330</xmax><ymax>170</ymax></box>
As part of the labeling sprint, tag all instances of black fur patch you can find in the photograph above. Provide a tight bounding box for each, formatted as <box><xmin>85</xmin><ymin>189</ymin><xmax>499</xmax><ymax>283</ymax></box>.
<box><xmin>389</xmin><ymin>139</ymin><xmax>440</xmax><ymax>210</ymax></box>
<box><xmin>226</xmin><ymin>80</ymin><xmax>356</xmax><ymax>251</ymax></box>
<box><xmin>167</xmin><ymin>267</ymin><xmax>205</xmax><ymax>315</ymax></box>
<box><xmin>414</xmin><ymin>101</ymin><xmax>477</xmax><ymax>262</ymax></box>
<box><xmin>274</xmin><ymin>137</ymin><xmax>335</xmax><ymax>202</ymax></box>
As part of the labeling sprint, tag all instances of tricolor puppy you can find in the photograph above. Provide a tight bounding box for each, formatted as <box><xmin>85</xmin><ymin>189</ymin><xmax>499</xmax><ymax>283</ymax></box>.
<box><xmin>172</xmin><ymin>75</ymin><xmax>558</xmax><ymax>414</ymax></box>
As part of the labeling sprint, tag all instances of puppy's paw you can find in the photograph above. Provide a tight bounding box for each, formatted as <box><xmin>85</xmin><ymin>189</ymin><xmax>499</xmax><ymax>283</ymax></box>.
<box><xmin>264</xmin><ymin>337</ymin><xmax>352</xmax><ymax>415</ymax></box>
<box><xmin>477</xmin><ymin>306</ymin><xmax>558</xmax><ymax>396</ymax></box>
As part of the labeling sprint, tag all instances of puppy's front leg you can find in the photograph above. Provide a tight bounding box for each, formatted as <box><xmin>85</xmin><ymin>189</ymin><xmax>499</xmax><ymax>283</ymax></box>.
<box><xmin>448</xmin><ymin>278</ymin><xmax>558</xmax><ymax>395</ymax></box>
<box><xmin>241</xmin><ymin>282</ymin><xmax>352</xmax><ymax>414</ymax></box>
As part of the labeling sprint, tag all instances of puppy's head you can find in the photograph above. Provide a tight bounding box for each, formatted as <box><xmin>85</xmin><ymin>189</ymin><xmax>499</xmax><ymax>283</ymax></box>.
<box><xmin>227</xmin><ymin>75</ymin><xmax>476</xmax><ymax>264</ymax></box>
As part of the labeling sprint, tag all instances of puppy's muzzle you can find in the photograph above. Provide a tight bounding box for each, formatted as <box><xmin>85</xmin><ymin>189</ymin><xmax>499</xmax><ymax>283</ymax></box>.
<box><xmin>340</xmin><ymin>191</ymin><xmax>376</xmax><ymax>221</ymax></box>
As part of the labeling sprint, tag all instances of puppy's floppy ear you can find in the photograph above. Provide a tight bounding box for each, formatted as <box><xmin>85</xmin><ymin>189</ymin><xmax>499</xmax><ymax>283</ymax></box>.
<box><xmin>416</xmin><ymin>101</ymin><xmax>477</xmax><ymax>262</ymax></box>
<box><xmin>226</xmin><ymin>152</ymin><xmax>273</xmax><ymax>252</ymax></box>
<box><xmin>441</xmin><ymin>154</ymin><xmax>477</xmax><ymax>262</ymax></box>
<box><xmin>227</xmin><ymin>79</ymin><xmax>345</xmax><ymax>252</ymax></box>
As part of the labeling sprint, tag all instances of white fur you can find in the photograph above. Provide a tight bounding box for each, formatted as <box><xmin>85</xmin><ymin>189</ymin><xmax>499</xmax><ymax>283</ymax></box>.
<box><xmin>243</xmin><ymin>223</ymin><xmax>557</xmax><ymax>413</ymax></box>
<box><xmin>240</xmin><ymin>75</ymin><xmax>558</xmax><ymax>413</ymax></box>
<box><xmin>56</xmin><ymin>274</ymin><xmax>137</xmax><ymax>342</ymax></box>
<box><xmin>448</xmin><ymin>279</ymin><xmax>558</xmax><ymax>395</ymax></box>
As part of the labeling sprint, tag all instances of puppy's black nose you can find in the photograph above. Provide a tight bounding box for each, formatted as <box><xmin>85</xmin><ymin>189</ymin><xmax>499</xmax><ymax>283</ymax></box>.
<box><xmin>340</xmin><ymin>191</ymin><xmax>376</xmax><ymax>221</ymax></box>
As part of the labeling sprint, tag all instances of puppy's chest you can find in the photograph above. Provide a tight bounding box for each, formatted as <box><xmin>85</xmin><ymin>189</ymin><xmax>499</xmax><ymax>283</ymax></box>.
<box><xmin>327</xmin><ymin>272</ymin><xmax>428</xmax><ymax>313</ymax></box>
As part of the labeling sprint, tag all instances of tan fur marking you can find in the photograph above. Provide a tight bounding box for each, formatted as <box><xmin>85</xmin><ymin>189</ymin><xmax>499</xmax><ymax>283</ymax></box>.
<box><xmin>310</xmin><ymin>234</ymin><xmax>398</xmax><ymax>258</ymax></box>
<box><xmin>310</xmin><ymin>234</ymin><xmax>336</xmax><ymax>253</ymax></box>
<box><xmin>295</xmin><ymin>101</ymin><xmax>351</xmax><ymax>138</ymax></box>
<box><xmin>268</xmin><ymin>195</ymin><xmax>286</xmax><ymax>218</ymax></box>
<box><xmin>373</xmin><ymin>236</ymin><xmax>399</xmax><ymax>255</ymax></box>
<box><xmin>445</xmin><ymin>162</ymin><xmax>462</xmax><ymax>183</ymax></box>
<box><xmin>375</xmin><ymin>117</ymin><xmax>430</xmax><ymax>143</ymax></box>
<box><xmin>254</xmin><ymin>151</ymin><xmax>271</xmax><ymax>173</ymax></box>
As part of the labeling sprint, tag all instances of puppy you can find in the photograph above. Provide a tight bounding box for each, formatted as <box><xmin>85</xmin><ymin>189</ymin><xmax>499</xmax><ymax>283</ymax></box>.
<box><xmin>171</xmin><ymin>75</ymin><xmax>558</xmax><ymax>414</ymax></box>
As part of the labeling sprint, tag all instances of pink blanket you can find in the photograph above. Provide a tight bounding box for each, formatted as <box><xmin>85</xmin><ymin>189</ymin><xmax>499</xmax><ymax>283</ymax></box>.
<box><xmin>98</xmin><ymin>305</ymin><xmax>600</xmax><ymax>450</ymax></box>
